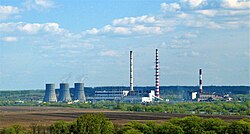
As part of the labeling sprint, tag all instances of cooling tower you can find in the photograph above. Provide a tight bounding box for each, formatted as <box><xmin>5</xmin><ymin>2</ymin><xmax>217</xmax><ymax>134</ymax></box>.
<box><xmin>73</xmin><ymin>82</ymin><xmax>86</xmax><ymax>102</ymax></box>
<box><xmin>43</xmin><ymin>84</ymin><xmax>57</xmax><ymax>102</ymax></box>
<box><xmin>58</xmin><ymin>83</ymin><xmax>72</xmax><ymax>102</ymax></box>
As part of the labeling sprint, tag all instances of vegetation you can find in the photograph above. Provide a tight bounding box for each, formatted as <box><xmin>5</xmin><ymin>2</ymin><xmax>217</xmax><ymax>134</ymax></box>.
<box><xmin>40</xmin><ymin>100</ymin><xmax>250</xmax><ymax>116</ymax></box>
<box><xmin>1</xmin><ymin>113</ymin><xmax>250</xmax><ymax>134</ymax></box>
<box><xmin>0</xmin><ymin>100</ymin><xmax>249</xmax><ymax>115</ymax></box>
<box><xmin>0</xmin><ymin>89</ymin><xmax>249</xmax><ymax>116</ymax></box>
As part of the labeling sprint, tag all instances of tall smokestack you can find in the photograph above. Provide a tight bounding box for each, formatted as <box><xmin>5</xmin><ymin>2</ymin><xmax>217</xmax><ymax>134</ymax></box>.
<box><xmin>130</xmin><ymin>51</ymin><xmax>134</xmax><ymax>92</ymax></box>
<box><xmin>199</xmin><ymin>69</ymin><xmax>202</xmax><ymax>99</ymax></box>
<box><xmin>155</xmin><ymin>49</ymin><xmax>160</xmax><ymax>97</ymax></box>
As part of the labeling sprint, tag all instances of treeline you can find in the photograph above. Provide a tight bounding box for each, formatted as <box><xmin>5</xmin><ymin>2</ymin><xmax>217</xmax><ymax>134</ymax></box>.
<box><xmin>41</xmin><ymin>101</ymin><xmax>250</xmax><ymax>116</ymax></box>
<box><xmin>1</xmin><ymin>113</ymin><xmax>250</xmax><ymax>134</ymax></box>
<box><xmin>0</xmin><ymin>100</ymin><xmax>249</xmax><ymax>116</ymax></box>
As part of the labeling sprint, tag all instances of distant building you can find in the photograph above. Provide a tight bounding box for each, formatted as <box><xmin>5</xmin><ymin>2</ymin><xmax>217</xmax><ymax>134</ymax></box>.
<box><xmin>87</xmin><ymin>90</ymin><xmax>155</xmax><ymax>103</ymax></box>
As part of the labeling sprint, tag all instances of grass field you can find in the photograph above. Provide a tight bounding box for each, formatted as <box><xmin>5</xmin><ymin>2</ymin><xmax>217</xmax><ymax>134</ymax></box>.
<box><xmin>0</xmin><ymin>106</ymin><xmax>247</xmax><ymax>129</ymax></box>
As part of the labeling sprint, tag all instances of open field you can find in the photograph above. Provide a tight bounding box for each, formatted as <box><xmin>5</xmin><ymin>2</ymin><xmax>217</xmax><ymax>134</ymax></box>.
<box><xmin>0</xmin><ymin>106</ymin><xmax>247</xmax><ymax>129</ymax></box>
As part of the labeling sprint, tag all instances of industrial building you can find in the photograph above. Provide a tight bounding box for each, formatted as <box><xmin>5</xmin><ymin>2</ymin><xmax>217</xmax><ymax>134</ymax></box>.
<box><xmin>87</xmin><ymin>49</ymin><xmax>162</xmax><ymax>103</ymax></box>
<box><xmin>43</xmin><ymin>82</ymin><xmax>86</xmax><ymax>103</ymax></box>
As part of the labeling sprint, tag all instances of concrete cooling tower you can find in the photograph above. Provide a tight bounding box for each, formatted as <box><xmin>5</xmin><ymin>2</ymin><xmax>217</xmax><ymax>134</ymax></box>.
<box><xmin>73</xmin><ymin>82</ymin><xmax>86</xmax><ymax>102</ymax></box>
<box><xmin>43</xmin><ymin>84</ymin><xmax>57</xmax><ymax>102</ymax></box>
<box><xmin>58</xmin><ymin>83</ymin><xmax>72</xmax><ymax>102</ymax></box>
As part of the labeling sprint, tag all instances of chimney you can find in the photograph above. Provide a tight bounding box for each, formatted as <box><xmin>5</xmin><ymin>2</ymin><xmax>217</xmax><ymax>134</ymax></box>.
<box><xmin>130</xmin><ymin>51</ymin><xmax>134</xmax><ymax>92</ymax></box>
<box><xmin>155</xmin><ymin>49</ymin><xmax>160</xmax><ymax>97</ymax></box>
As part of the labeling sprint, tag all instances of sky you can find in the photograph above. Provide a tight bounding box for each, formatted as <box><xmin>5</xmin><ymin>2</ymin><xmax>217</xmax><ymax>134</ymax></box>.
<box><xmin>0</xmin><ymin>0</ymin><xmax>249</xmax><ymax>89</ymax></box>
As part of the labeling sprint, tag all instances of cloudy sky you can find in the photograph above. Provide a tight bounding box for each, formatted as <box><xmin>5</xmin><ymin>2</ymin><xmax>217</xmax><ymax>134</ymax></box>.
<box><xmin>0</xmin><ymin>0</ymin><xmax>249</xmax><ymax>89</ymax></box>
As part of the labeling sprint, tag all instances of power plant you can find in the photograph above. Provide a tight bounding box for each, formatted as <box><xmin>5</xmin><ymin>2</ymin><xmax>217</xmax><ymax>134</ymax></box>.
<box><xmin>58</xmin><ymin>83</ymin><xmax>72</xmax><ymax>102</ymax></box>
<box><xmin>43</xmin><ymin>49</ymin><xmax>161</xmax><ymax>103</ymax></box>
<box><xmin>42</xmin><ymin>49</ymin><xmax>214</xmax><ymax>103</ymax></box>
<box><xmin>43</xmin><ymin>84</ymin><xmax>57</xmax><ymax>102</ymax></box>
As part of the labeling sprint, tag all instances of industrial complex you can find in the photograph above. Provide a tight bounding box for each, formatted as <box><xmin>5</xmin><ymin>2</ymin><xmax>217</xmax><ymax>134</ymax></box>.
<box><xmin>44</xmin><ymin>49</ymin><xmax>161</xmax><ymax>103</ymax></box>
<box><xmin>43</xmin><ymin>49</ymin><xmax>228</xmax><ymax>103</ymax></box>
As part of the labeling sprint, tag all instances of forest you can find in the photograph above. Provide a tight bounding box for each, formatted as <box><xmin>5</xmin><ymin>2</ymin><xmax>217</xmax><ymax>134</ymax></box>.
<box><xmin>1</xmin><ymin>113</ymin><xmax>249</xmax><ymax>134</ymax></box>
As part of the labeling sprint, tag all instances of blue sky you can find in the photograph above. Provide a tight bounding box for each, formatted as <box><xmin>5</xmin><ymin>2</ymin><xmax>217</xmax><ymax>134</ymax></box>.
<box><xmin>0</xmin><ymin>0</ymin><xmax>249</xmax><ymax>89</ymax></box>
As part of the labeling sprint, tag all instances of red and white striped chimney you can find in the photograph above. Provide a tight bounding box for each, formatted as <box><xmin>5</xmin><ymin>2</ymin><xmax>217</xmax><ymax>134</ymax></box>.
<box><xmin>199</xmin><ymin>68</ymin><xmax>202</xmax><ymax>99</ymax></box>
<box><xmin>155</xmin><ymin>49</ymin><xmax>160</xmax><ymax>97</ymax></box>
<box><xmin>130</xmin><ymin>51</ymin><xmax>134</xmax><ymax>92</ymax></box>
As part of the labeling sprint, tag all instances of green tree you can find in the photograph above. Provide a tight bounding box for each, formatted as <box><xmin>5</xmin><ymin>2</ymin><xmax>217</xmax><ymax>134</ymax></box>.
<box><xmin>202</xmin><ymin>118</ymin><xmax>228</xmax><ymax>134</ymax></box>
<box><xmin>50</xmin><ymin>121</ymin><xmax>70</xmax><ymax>134</ymax></box>
<box><xmin>157</xmin><ymin>122</ymin><xmax>184</xmax><ymax>134</ymax></box>
<box><xmin>1</xmin><ymin>125</ymin><xmax>25</xmax><ymax>134</ymax></box>
<box><xmin>227</xmin><ymin>120</ymin><xmax>250</xmax><ymax>134</ymax></box>
<box><xmin>72</xmin><ymin>113</ymin><xmax>114</xmax><ymax>134</ymax></box>
<box><xmin>122</xmin><ymin>128</ymin><xmax>143</xmax><ymax>134</ymax></box>
<box><xmin>170</xmin><ymin>116</ymin><xmax>204</xmax><ymax>134</ymax></box>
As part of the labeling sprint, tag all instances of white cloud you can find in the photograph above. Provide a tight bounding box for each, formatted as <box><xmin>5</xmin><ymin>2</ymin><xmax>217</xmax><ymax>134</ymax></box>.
<box><xmin>112</xmin><ymin>27</ymin><xmax>131</xmax><ymax>35</ymax></box>
<box><xmin>86</xmin><ymin>28</ymin><xmax>100</xmax><ymax>34</ymax></box>
<box><xmin>20</xmin><ymin>23</ymin><xmax>42</xmax><ymax>34</ymax></box>
<box><xmin>222</xmin><ymin>0</ymin><xmax>250</xmax><ymax>9</ymax></box>
<box><xmin>160</xmin><ymin>3</ymin><xmax>181</xmax><ymax>12</ymax></box>
<box><xmin>196</xmin><ymin>10</ymin><xmax>218</xmax><ymax>17</ymax></box>
<box><xmin>179</xmin><ymin>51</ymin><xmax>200</xmax><ymax>57</ymax></box>
<box><xmin>169</xmin><ymin>44</ymin><xmax>190</xmax><ymax>49</ymax></box>
<box><xmin>183</xmin><ymin>32</ymin><xmax>198</xmax><ymax>38</ymax></box>
<box><xmin>186</xmin><ymin>20</ymin><xmax>222</xmax><ymax>29</ymax></box>
<box><xmin>35</xmin><ymin>0</ymin><xmax>54</xmax><ymax>8</ymax></box>
<box><xmin>100</xmin><ymin>50</ymin><xmax>118</xmax><ymax>57</ymax></box>
<box><xmin>2</xmin><ymin>37</ymin><xmax>18</xmax><ymax>42</ymax></box>
<box><xmin>0</xmin><ymin>6</ymin><xmax>20</xmax><ymax>20</ymax></box>
<box><xmin>85</xmin><ymin>24</ymin><xmax>163</xmax><ymax>36</ymax></box>
<box><xmin>182</xmin><ymin>0</ymin><xmax>206</xmax><ymax>8</ymax></box>
<box><xmin>196</xmin><ymin>10</ymin><xmax>250</xmax><ymax>17</ymax></box>
<box><xmin>0</xmin><ymin>22</ymin><xmax>64</xmax><ymax>34</ymax></box>
<box><xmin>24</xmin><ymin>0</ymin><xmax>54</xmax><ymax>10</ymax></box>
<box><xmin>132</xmin><ymin>25</ymin><xmax>161</xmax><ymax>34</ymax></box>
<box><xmin>112</xmin><ymin>15</ymin><xmax>159</xmax><ymax>26</ymax></box>
<box><xmin>177</xmin><ymin>13</ymin><xmax>190</xmax><ymax>19</ymax></box>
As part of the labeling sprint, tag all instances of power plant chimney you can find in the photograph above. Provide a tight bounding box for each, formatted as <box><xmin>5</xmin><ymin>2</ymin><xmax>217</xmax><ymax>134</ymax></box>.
<box><xmin>130</xmin><ymin>51</ymin><xmax>134</xmax><ymax>92</ymax></box>
<box><xmin>199</xmin><ymin>69</ymin><xmax>203</xmax><ymax>100</ymax></box>
<box><xmin>43</xmin><ymin>84</ymin><xmax>57</xmax><ymax>102</ymax></box>
<box><xmin>155</xmin><ymin>49</ymin><xmax>160</xmax><ymax>97</ymax></box>
<box><xmin>73</xmin><ymin>82</ymin><xmax>86</xmax><ymax>102</ymax></box>
<box><xmin>58</xmin><ymin>83</ymin><xmax>72</xmax><ymax>102</ymax></box>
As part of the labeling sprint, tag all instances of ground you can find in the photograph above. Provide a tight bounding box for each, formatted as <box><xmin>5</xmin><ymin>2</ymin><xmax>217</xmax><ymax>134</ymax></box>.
<box><xmin>0</xmin><ymin>106</ymin><xmax>247</xmax><ymax>129</ymax></box>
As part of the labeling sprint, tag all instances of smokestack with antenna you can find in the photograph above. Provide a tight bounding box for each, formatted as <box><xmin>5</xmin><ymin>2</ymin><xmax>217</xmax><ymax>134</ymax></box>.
<box><xmin>155</xmin><ymin>49</ymin><xmax>160</xmax><ymax>97</ymax></box>
<box><xmin>199</xmin><ymin>68</ymin><xmax>202</xmax><ymax>100</ymax></box>
<box><xmin>130</xmin><ymin>51</ymin><xmax>134</xmax><ymax>93</ymax></box>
